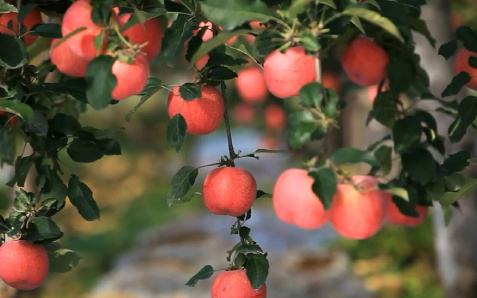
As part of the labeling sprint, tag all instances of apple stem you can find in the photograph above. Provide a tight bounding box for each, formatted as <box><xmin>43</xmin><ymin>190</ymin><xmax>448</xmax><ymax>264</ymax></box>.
<box><xmin>220</xmin><ymin>82</ymin><xmax>237</xmax><ymax>166</ymax></box>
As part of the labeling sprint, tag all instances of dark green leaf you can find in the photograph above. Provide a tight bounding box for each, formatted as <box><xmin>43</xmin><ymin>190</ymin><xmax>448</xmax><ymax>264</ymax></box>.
<box><xmin>30</xmin><ymin>23</ymin><xmax>62</xmax><ymax>38</ymax></box>
<box><xmin>25</xmin><ymin>216</ymin><xmax>63</xmax><ymax>243</ymax></box>
<box><xmin>442</xmin><ymin>72</ymin><xmax>471</xmax><ymax>97</ymax></box>
<box><xmin>402</xmin><ymin>148</ymin><xmax>437</xmax><ymax>184</ymax></box>
<box><xmin>438</xmin><ymin>40</ymin><xmax>458</xmax><ymax>59</ymax></box>
<box><xmin>86</xmin><ymin>55</ymin><xmax>116</xmax><ymax>110</ymax></box>
<box><xmin>299</xmin><ymin>82</ymin><xmax>323</xmax><ymax>108</ymax></box>
<box><xmin>68</xmin><ymin>175</ymin><xmax>100</xmax><ymax>221</ymax></box>
<box><xmin>166</xmin><ymin>166</ymin><xmax>199</xmax><ymax>206</ymax></box>
<box><xmin>245</xmin><ymin>254</ymin><xmax>269</xmax><ymax>289</ymax></box>
<box><xmin>456</xmin><ymin>26</ymin><xmax>477</xmax><ymax>52</ymax></box>
<box><xmin>0</xmin><ymin>34</ymin><xmax>27</xmax><ymax>69</ymax></box>
<box><xmin>393</xmin><ymin>116</ymin><xmax>421</xmax><ymax>153</ymax></box>
<box><xmin>287</xmin><ymin>111</ymin><xmax>318</xmax><ymax>149</ymax></box>
<box><xmin>0</xmin><ymin>99</ymin><xmax>34</xmax><ymax>122</ymax></box>
<box><xmin>13</xmin><ymin>155</ymin><xmax>34</xmax><ymax>187</ymax></box>
<box><xmin>309</xmin><ymin>168</ymin><xmax>337</xmax><ymax>209</ymax></box>
<box><xmin>179</xmin><ymin>83</ymin><xmax>201</xmax><ymax>100</ymax></box>
<box><xmin>191</xmin><ymin>30</ymin><xmax>249</xmax><ymax>65</ymax></box>
<box><xmin>330</xmin><ymin>148</ymin><xmax>377</xmax><ymax>166</ymax></box>
<box><xmin>46</xmin><ymin>244</ymin><xmax>81</xmax><ymax>273</ymax></box>
<box><xmin>441</xmin><ymin>151</ymin><xmax>470</xmax><ymax>176</ymax></box>
<box><xmin>161</xmin><ymin>14</ymin><xmax>195</xmax><ymax>61</ymax></box>
<box><xmin>371</xmin><ymin>91</ymin><xmax>397</xmax><ymax>127</ymax></box>
<box><xmin>186</xmin><ymin>265</ymin><xmax>214</xmax><ymax>287</ymax></box>
<box><xmin>206</xmin><ymin>66</ymin><xmax>237</xmax><ymax>81</ymax></box>
<box><xmin>67</xmin><ymin>139</ymin><xmax>103</xmax><ymax>163</ymax></box>
<box><xmin>167</xmin><ymin>114</ymin><xmax>187</xmax><ymax>152</ymax></box>
<box><xmin>373</xmin><ymin>145</ymin><xmax>392</xmax><ymax>175</ymax></box>
<box><xmin>448</xmin><ymin>96</ymin><xmax>477</xmax><ymax>142</ymax></box>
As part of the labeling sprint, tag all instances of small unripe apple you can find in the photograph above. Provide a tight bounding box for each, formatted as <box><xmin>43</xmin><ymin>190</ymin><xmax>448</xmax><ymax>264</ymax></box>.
<box><xmin>273</xmin><ymin>168</ymin><xmax>328</xmax><ymax>229</ymax></box>
<box><xmin>118</xmin><ymin>13</ymin><xmax>163</xmax><ymax>61</ymax></box>
<box><xmin>0</xmin><ymin>9</ymin><xmax>42</xmax><ymax>45</ymax></box>
<box><xmin>61</xmin><ymin>0</ymin><xmax>104</xmax><ymax>60</ymax></box>
<box><xmin>264</xmin><ymin>103</ymin><xmax>286</xmax><ymax>131</ymax></box>
<box><xmin>211</xmin><ymin>270</ymin><xmax>267</xmax><ymax>298</ymax></box>
<box><xmin>454</xmin><ymin>48</ymin><xmax>477</xmax><ymax>90</ymax></box>
<box><xmin>329</xmin><ymin>175</ymin><xmax>387</xmax><ymax>239</ymax></box>
<box><xmin>112</xmin><ymin>55</ymin><xmax>150</xmax><ymax>101</ymax></box>
<box><xmin>203</xmin><ymin>167</ymin><xmax>257</xmax><ymax>217</ymax></box>
<box><xmin>50</xmin><ymin>39</ymin><xmax>90</xmax><ymax>77</ymax></box>
<box><xmin>263</xmin><ymin>46</ymin><xmax>316</xmax><ymax>99</ymax></box>
<box><xmin>0</xmin><ymin>240</ymin><xmax>49</xmax><ymax>290</ymax></box>
<box><xmin>235</xmin><ymin>66</ymin><xmax>268</xmax><ymax>103</ymax></box>
<box><xmin>341</xmin><ymin>36</ymin><xmax>389</xmax><ymax>86</ymax></box>
<box><xmin>167</xmin><ymin>85</ymin><xmax>224</xmax><ymax>135</ymax></box>
<box><xmin>386</xmin><ymin>200</ymin><xmax>428</xmax><ymax>227</ymax></box>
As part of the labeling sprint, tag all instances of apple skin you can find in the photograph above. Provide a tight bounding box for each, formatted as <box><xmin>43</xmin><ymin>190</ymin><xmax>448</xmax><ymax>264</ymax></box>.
<box><xmin>273</xmin><ymin>168</ymin><xmax>328</xmax><ymax>230</ymax></box>
<box><xmin>454</xmin><ymin>48</ymin><xmax>477</xmax><ymax>90</ymax></box>
<box><xmin>50</xmin><ymin>38</ymin><xmax>90</xmax><ymax>77</ymax></box>
<box><xmin>263</xmin><ymin>46</ymin><xmax>316</xmax><ymax>99</ymax></box>
<box><xmin>202</xmin><ymin>167</ymin><xmax>257</xmax><ymax>217</ymax></box>
<box><xmin>322</xmin><ymin>72</ymin><xmax>341</xmax><ymax>93</ymax></box>
<box><xmin>341</xmin><ymin>36</ymin><xmax>389</xmax><ymax>86</ymax></box>
<box><xmin>211</xmin><ymin>270</ymin><xmax>267</xmax><ymax>298</ymax></box>
<box><xmin>329</xmin><ymin>175</ymin><xmax>388</xmax><ymax>239</ymax></box>
<box><xmin>111</xmin><ymin>55</ymin><xmax>150</xmax><ymax>101</ymax></box>
<box><xmin>118</xmin><ymin>13</ymin><xmax>163</xmax><ymax>61</ymax></box>
<box><xmin>0</xmin><ymin>240</ymin><xmax>49</xmax><ymax>290</ymax></box>
<box><xmin>0</xmin><ymin>9</ymin><xmax>42</xmax><ymax>45</ymax></box>
<box><xmin>235</xmin><ymin>66</ymin><xmax>268</xmax><ymax>103</ymax></box>
<box><xmin>386</xmin><ymin>200</ymin><xmax>428</xmax><ymax>227</ymax></box>
<box><xmin>264</xmin><ymin>103</ymin><xmax>286</xmax><ymax>131</ymax></box>
<box><xmin>167</xmin><ymin>85</ymin><xmax>224</xmax><ymax>135</ymax></box>
<box><xmin>61</xmin><ymin>0</ymin><xmax>104</xmax><ymax>61</ymax></box>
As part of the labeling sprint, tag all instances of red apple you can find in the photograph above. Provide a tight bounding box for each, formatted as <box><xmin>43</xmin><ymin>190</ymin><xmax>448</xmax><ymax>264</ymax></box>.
<box><xmin>0</xmin><ymin>9</ymin><xmax>42</xmax><ymax>45</ymax></box>
<box><xmin>454</xmin><ymin>48</ymin><xmax>477</xmax><ymax>90</ymax></box>
<box><xmin>386</xmin><ymin>200</ymin><xmax>428</xmax><ymax>227</ymax></box>
<box><xmin>235</xmin><ymin>66</ymin><xmax>268</xmax><ymax>103</ymax></box>
<box><xmin>211</xmin><ymin>269</ymin><xmax>267</xmax><ymax>298</ymax></box>
<box><xmin>50</xmin><ymin>38</ymin><xmax>90</xmax><ymax>77</ymax></box>
<box><xmin>112</xmin><ymin>55</ymin><xmax>150</xmax><ymax>101</ymax></box>
<box><xmin>264</xmin><ymin>103</ymin><xmax>286</xmax><ymax>131</ymax></box>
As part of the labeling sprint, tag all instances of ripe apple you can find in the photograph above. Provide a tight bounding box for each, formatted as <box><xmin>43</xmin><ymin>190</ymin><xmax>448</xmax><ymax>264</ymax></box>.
<box><xmin>202</xmin><ymin>167</ymin><xmax>257</xmax><ymax>217</ymax></box>
<box><xmin>263</xmin><ymin>46</ymin><xmax>316</xmax><ymax>98</ymax></box>
<box><xmin>386</xmin><ymin>200</ymin><xmax>428</xmax><ymax>227</ymax></box>
<box><xmin>112</xmin><ymin>55</ymin><xmax>150</xmax><ymax>101</ymax></box>
<box><xmin>50</xmin><ymin>39</ymin><xmax>90</xmax><ymax>77</ymax></box>
<box><xmin>273</xmin><ymin>168</ymin><xmax>328</xmax><ymax>229</ymax></box>
<box><xmin>167</xmin><ymin>85</ymin><xmax>224</xmax><ymax>135</ymax></box>
<box><xmin>0</xmin><ymin>9</ymin><xmax>42</xmax><ymax>45</ymax></box>
<box><xmin>341</xmin><ymin>36</ymin><xmax>389</xmax><ymax>86</ymax></box>
<box><xmin>211</xmin><ymin>270</ymin><xmax>267</xmax><ymax>298</ymax></box>
<box><xmin>235</xmin><ymin>66</ymin><xmax>268</xmax><ymax>103</ymax></box>
<box><xmin>322</xmin><ymin>72</ymin><xmax>341</xmax><ymax>93</ymax></box>
<box><xmin>118</xmin><ymin>13</ymin><xmax>163</xmax><ymax>61</ymax></box>
<box><xmin>233</xmin><ymin>102</ymin><xmax>256</xmax><ymax>124</ymax></box>
<box><xmin>61</xmin><ymin>0</ymin><xmax>104</xmax><ymax>60</ymax></box>
<box><xmin>454</xmin><ymin>48</ymin><xmax>477</xmax><ymax>90</ymax></box>
<box><xmin>329</xmin><ymin>175</ymin><xmax>387</xmax><ymax>239</ymax></box>
<box><xmin>264</xmin><ymin>103</ymin><xmax>286</xmax><ymax>131</ymax></box>
<box><xmin>194</xmin><ymin>21</ymin><xmax>214</xmax><ymax>42</ymax></box>
<box><xmin>0</xmin><ymin>240</ymin><xmax>49</xmax><ymax>290</ymax></box>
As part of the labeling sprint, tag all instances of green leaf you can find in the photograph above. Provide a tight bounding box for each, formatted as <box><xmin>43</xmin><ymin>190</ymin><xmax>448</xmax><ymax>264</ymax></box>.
<box><xmin>309</xmin><ymin>168</ymin><xmax>337</xmax><ymax>209</ymax></box>
<box><xmin>448</xmin><ymin>96</ymin><xmax>477</xmax><ymax>142</ymax></box>
<box><xmin>442</xmin><ymin>72</ymin><xmax>471</xmax><ymax>97</ymax></box>
<box><xmin>0</xmin><ymin>2</ymin><xmax>18</xmax><ymax>13</ymax></box>
<box><xmin>13</xmin><ymin>155</ymin><xmax>34</xmax><ymax>187</ymax></box>
<box><xmin>373</xmin><ymin>145</ymin><xmax>392</xmax><ymax>175</ymax></box>
<box><xmin>167</xmin><ymin>114</ymin><xmax>187</xmax><ymax>152</ymax></box>
<box><xmin>438</xmin><ymin>40</ymin><xmax>458</xmax><ymax>59</ymax></box>
<box><xmin>299</xmin><ymin>82</ymin><xmax>323</xmax><ymax>108</ymax></box>
<box><xmin>206</xmin><ymin>66</ymin><xmax>237</xmax><ymax>81</ymax></box>
<box><xmin>392</xmin><ymin>116</ymin><xmax>421</xmax><ymax>153</ymax></box>
<box><xmin>68</xmin><ymin>175</ymin><xmax>100</xmax><ymax>221</ymax></box>
<box><xmin>330</xmin><ymin>148</ymin><xmax>377</xmax><ymax>166</ymax></box>
<box><xmin>30</xmin><ymin>23</ymin><xmax>62</xmax><ymax>38</ymax></box>
<box><xmin>46</xmin><ymin>243</ymin><xmax>81</xmax><ymax>273</ymax></box>
<box><xmin>0</xmin><ymin>34</ymin><xmax>27</xmax><ymax>69</ymax></box>
<box><xmin>342</xmin><ymin>8</ymin><xmax>404</xmax><ymax>42</ymax></box>
<box><xmin>25</xmin><ymin>216</ymin><xmax>63</xmax><ymax>243</ymax></box>
<box><xmin>201</xmin><ymin>0</ymin><xmax>276</xmax><ymax>30</ymax></box>
<box><xmin>287</xmin><ymin>110</ymin><xmax>319</xmax><ymax>149</ymax></box>
<box><xmin>371</xmin><ymin>91</ymin><xmax>397</xmax><ymax>127</ymax></box>
<box><xmin>441</xmin><ymin>151</ymin><xmax>470</xmax><ymax>176</ymax></box>
<box><xmin>161</xmin><ymin>14</ymin><xmax>195</xmax><ymax>61</ymax></box>
<box><xmin>0</xmin><ymin>99</ymin><xmax>34</xmax><ymax>122</ymax></box>
<box><xmin>86</xmin><ymin>55</ymin><xmax>116</xmax><ymax>110</ymax></box>
<box><xmin>186</xmin><ymin>265</ymin><xmax>215</xmax><ymax>287</ymax></box>
<box><xmin>456</xmin><ymin>26</ymin><xmax>477</xmax><ymax>52</ymax></box>
<box><xmin>126</xmin><ymin>77</ymin><xmax>163</xmax><ymax>121</ymax></box>
<box><xmin>67</xmin><ymin>139</ymin><xmax>103</xmax><ymax>163</ymax></box>
<box><xmin>190</xmin><ymin>30</ymin><xmax>249</xmax><ymax>66</ymax></box>
<box><xmin>245</xmin><ymin>254</ymin><xmax>269</xmax><ymax>289</ymax></box>
<box><xmin>166</xmin><ymin>166</ymin><xmax>199</xmax><ymax>206</ymax></box>
<box><xmin>439</xmin><ymin>177</ymin><xmax>477</xmax><ymax>206</ymax></box>
<box><xmin>401</xmin><ymin>148</ymin><xmax>437</xmax><ymax>185</ymax></box>
<box><xmin>180</xmin><ymin>83</ymin><xmax>201</xmax><ymax>100</ymax></box>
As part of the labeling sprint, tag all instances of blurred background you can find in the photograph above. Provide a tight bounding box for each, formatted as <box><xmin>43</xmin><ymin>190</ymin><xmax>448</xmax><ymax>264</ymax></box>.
<box><xmin>1</xmin><ymin>0</ymin><xmax>477</xmax><ymax>297</ymax></box>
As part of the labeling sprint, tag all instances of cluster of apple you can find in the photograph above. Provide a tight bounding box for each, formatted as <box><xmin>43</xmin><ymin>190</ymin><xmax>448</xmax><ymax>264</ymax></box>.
<box><xmin>274</xmin><ymin>169</ymin><xmax>428</xmax><ymax>239</ymax></box>
<box><xmin>50</xmin><ymin>0</ymin><xmax>163</xmax><ymax>100</ymax></box>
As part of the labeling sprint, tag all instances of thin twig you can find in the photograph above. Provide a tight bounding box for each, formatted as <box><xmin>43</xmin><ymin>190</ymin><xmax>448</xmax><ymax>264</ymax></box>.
<box><xmin>220</xmin><ymin>82</ymin><xmax>236</xmax><ymax>165</ymax></box>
